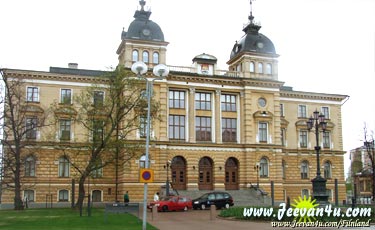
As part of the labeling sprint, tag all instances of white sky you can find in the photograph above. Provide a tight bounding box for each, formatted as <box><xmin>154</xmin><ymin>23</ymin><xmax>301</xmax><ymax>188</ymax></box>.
<box><xmin>1</xmin><ymin>0</ymin><xmax>375</xmax><ymax>176</ymax></box>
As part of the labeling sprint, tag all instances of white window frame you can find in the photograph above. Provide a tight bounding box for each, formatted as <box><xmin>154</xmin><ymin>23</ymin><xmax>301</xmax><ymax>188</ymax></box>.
<box><xmin>26</xmin><ymin>86</ymin><xmax>40</xmax><ymax>102</ymax></box>
<box><xmin>298</xmin><ymin>104</ymin><xmax>307</xmax><ymax>118</ymax></box>
<box><xmin>60</xmin><ymin>88</ymin><xmax>72</xmax><ymax>104</ymax></box>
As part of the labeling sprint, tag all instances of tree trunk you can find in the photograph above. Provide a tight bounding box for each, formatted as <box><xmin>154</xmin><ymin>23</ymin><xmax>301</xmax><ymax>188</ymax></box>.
<box><xmin>14</xmin><ymin>149</ymin><xmax>23</xmax><ymax>210</ymax></box>
<box><xmin>75</xmin><ymin>175</ymin><xmax>86</xmax><ymax>210</ymax></box>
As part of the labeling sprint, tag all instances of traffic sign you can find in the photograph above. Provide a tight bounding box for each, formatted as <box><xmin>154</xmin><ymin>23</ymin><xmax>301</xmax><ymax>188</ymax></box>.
<box><xmin>139</xmin><ymin>168</ymin><xmax>154</xmax><ymax>183</ymax></box>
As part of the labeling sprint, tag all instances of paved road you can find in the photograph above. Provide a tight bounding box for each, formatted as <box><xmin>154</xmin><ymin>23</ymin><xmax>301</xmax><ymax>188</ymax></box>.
<box><xmin>146</xmin><ymin>209</ymin><xmax>274</xmax><ymax>230</ymax></box>
<box><xmin>144</xmin><ymin>209</ymin><xmax>375</xmax><ymax>230</ymax></box>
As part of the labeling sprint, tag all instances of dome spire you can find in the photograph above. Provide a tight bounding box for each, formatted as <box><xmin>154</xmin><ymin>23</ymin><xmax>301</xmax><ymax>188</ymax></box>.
<box><xmin>248</xmin><ymin>0</ymin><xmax>255</xmax><ymax>24</ymax></box>
<box><xmin>139</xmin><ymin>0</ymin><xmax>146</xmax><ymax>11</ymax></box>
<box><xmin>243</xmin><ymin>0</ymin><xmax>261</xmax><ymax>34</ymax></box>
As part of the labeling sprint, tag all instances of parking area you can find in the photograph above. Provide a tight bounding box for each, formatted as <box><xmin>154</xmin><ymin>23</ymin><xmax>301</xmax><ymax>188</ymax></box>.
<box><xmin>145</xmin><ymin>209</ymin><xmax>273</xmax><ymax>230</ymax></box>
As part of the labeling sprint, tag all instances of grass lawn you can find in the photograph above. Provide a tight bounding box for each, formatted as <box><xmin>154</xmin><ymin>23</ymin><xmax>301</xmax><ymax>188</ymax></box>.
<box><xmin>0</xmin><ymin>208</ymin><xmax>158</xmax><ymax>230</ymax></box>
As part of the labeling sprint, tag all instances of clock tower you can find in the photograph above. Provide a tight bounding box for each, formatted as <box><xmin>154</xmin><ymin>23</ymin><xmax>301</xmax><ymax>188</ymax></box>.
<box><xmin>117</xmin><ymin>0</ymin><xmax>169</xmax><ymax>69</ymax></box>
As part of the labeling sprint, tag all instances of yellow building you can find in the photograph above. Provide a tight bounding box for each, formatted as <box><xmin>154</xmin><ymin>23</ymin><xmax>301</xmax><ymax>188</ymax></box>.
<box><xmin>1</xmin><ymin>1</ymin><xmax>348</xmax><ymax>206</ymax></box>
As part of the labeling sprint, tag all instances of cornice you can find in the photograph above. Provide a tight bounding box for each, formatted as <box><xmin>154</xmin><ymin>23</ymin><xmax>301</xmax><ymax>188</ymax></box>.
<box><xmin>4</xmin><ymin>69</ymin><xmax>108</xmax><ymax>84</ymax></box>
<box><xmin>281</xmin><ymin>89</ymin><xmax>348</xmax><ymax>102</ymax></box>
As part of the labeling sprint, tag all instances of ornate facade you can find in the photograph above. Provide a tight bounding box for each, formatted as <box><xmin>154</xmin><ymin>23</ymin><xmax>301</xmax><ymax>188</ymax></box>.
<box><xmin>1</xmin><ymin>1</ymin><xmax>348</xmax><ymax>206</ymax></box>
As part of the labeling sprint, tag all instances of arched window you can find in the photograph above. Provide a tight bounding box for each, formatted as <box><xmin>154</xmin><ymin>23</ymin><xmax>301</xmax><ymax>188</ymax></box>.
<box><xmin>250</xmin><ymin>62</ymin><xmax>255</xmax><ymax>72</ymax></box>
<box><xmin>58</xmin><ymin>156</ymin><xmax>70</xmax><ymax>177</ymax></box>
<box><xmin>142</xmin><ymin>51</ymin><xmax>149</xmax><ymax>63</ymax></box>
<box><xmin>258</xmin><ymin>63</ymin><xmax>263</xmax><ymax>73</ymax></box>
<box><xmin>301</xmin><ymin>189</ymin><xmax>309</xmax><ymax>198</ymax></box>
<box><xmin>153</xmin><ymin>52</ymin><xmax>159</xmax><ymax>64</ymax></box>
<box><xmin>324</xmin><ymin>161</ymin><xmax>332</xmax><ymax>179</ymax></box>
<box><xmin>259</xmin><ymin>157</ymin><xmax>269</xmax><ymax>178</ymax></box>
<box><xmin>25</xmin><ymin>156</ymin><xmax>36</xmax><ymax>177</ymax></box>
<box><xmin>132</xmin><ymin>50</ymin><xmax>139</xmax><ymax>62</ymax></box>
<box><xmin>139</xmin><ymin>155</ymin><xmax>150</xmax><ymax>168</ymax></box>
<box><xmin>59</xmin><ymin>190</ymin><xmax>69</xmax><ymax>202</ymax></box>
<box><xmin>300</xmin><ymin>160</ymin><xmax>309</xmax><ymax>179</ymax></box>
<box><xmin>266</xmin><ymin>63</ymin><xmax>272</xmax><ymax>74</ymax></box>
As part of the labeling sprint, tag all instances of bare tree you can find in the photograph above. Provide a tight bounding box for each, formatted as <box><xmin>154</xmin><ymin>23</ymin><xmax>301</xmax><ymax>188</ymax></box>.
<box><xmin>363</xmin><ymin>124</ymin><xmax>375</xmax><ymax>202</ymax></box>
<box><xmin>0</xmin><ymin>69</ymin><xmax>53</xmax><ymax>210</ymax></box>
<box><xmin>53</xmin><ymin>67</ymin><xmax>158</xmax><ymax>210</ymax></box>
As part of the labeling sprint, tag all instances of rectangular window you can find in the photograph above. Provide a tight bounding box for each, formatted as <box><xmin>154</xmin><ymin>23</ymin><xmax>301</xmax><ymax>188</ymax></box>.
<box><xmin>60</xmin><ymin>89</ymin><xmax>72</xmax><ymax>104</ymax></box>
<box><xmin>139</xmin><ymin>115</ymin><xmax>147</xmax><ymax>138</ymax></box>
<box><xmin>169</xmin><ymin>90</ymin><xmax>185</xmax><ymax>109</ymax></box>
<box><xmin>169</xmin><ymin>115</ymin><xmax>185</xmax><ymax>140</ymax></box>
<box><xmin>323</xmin><ymin>131</ymin><xmax>331</xmax><ymax>148</ymax></box>
<box><xmin>321</xmin><ymin>106</ymin><xmax>330</xmax><ymax>119</ymax></box>
<box><xmin>25</xmin><ymin>117</ymin><xmax>38</xmax><ymax>139</ymax></box>
<box><xmin>93</xmin><ymin>120</ymin><xmax>104</xmax><ymax>142</ymax></box>
<box><xmin>258</xmin><ymin>122</ymin><xmax>268</xmax><ymax>142</ymax></box>
<box><xmin>221</xmin><ymin>94</ymin><xmax>236</xmax><ymax>111</ymax></box>
<box><xmin>24</xmin><ymin>190</ymin><xmax>34</xmax><ymax>202</ymax></box>
<box><xmin>59</xmin><ymin>190</ymin><xmax>69</xmax><ymax>201</ymax></box>
<box><xmin>26</xmin><ymin>87</ymin><xmax>39</xmax><ymax>102</ymax></box>
<box><xmin>281</xmin><ymin>128</ymin><xmax>286</xmax><ymax>146</ymax></box>
<box><xmin>60</xmin><ymin>120</ymin><xmax>71</xmax><ymax>141</ymax></box>
<box><xmin>280</xmin><ymin>103</ymin><xmax>284</xmax><ymax>117</ymax></box>
<box><xmin>299</xmin><ymin>130</ymin><xmax>308</xmax><ymax>148</ymax></box>
<box><xmin>195</xmin><ymin>92</ymin><xmax>211</xmax><ymax>110</ymax></box>
<box><xmin>93</xmin><ymin>91</ymin><xmax>104</xmax><ymax>107</ymax></box>
<box><xmin>58</xmin><ymin>158</ymin><xmax>70</xmax><ymax>177</ymax></box>
<box><xmin>298</xmin><ymin>105</ymin><xmax>307</xmax><ymax>118</ymax></box>
<box><xmin>222</xmin><ymin>118</ymin><xmax>237</xmax><ymax>142</ymax></box>
<box><xmin>195</xmin><ymin>116</ymin><xmax>211</xmax><ymax>141</ymax></box>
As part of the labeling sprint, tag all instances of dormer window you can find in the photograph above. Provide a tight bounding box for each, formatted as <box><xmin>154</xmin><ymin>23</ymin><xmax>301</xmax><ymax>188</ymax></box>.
<box><xmin>132</xmin><ymin>50</ymin><xmax>139</xmax><ymax>62</ymax></box>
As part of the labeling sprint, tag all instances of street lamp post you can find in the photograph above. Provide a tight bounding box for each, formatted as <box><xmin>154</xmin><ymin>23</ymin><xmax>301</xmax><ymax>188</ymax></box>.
<box><xmin>307</xmin><ymin>110</ymin><xmax>329</xmax><ymax>206</ymax></box>
<box><xmin>363</xmin><ymin>140</ymin><xmax>375</xmax><ymax>204</ymax></box>
<box><xmin>164</xmin><ymin>160</ymin><xmax>171</xmax><ymax>196</ymax></box>
<box><xmin>131</xmin><ymin>61</ymin><xmax>169</xmax><ymax>230</ymax></box>
<box><xmin>254</xmin><ymin>163</ymin><xmax>261</xmax><ymax>189</ymax></box>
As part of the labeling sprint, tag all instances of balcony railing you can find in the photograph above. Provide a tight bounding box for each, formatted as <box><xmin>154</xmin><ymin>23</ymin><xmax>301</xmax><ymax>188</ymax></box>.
<box><xmin>168</xmin><ymin>65</ymin><xmax>241</xmax><ymax>78</ymax></box>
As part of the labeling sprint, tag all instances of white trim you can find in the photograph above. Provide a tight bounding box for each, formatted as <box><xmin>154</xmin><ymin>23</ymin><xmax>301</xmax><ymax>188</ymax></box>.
<box><xmin>21</xmin><ymin>79</ymin><xmax>103</xmax><ymax>87</ymax></box>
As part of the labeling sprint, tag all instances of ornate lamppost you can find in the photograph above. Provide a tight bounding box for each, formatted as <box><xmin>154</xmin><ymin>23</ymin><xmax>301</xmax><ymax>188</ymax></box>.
<box><xmin>164</xmin><ymin>160</ymin><xmax>171</xmax><ymax>196</ymax></box>
<box><xmin>307</xmin><ymin>110</ymin><xmax>329</xmax><ymax>205</ymax></box>
<box><xmin>131</xmin><ymin>61</ymin><xmax>169</xmax><ymax>230</ymax></box>
<box><xmin>254</xmin><ymin>163</ymin><xmax>261</xmax><ymax>189</ymax></box>
<box><xmin>363</xmin><ymin>140</ymin><xmax>375</xmax><ymax>204</ymax></box>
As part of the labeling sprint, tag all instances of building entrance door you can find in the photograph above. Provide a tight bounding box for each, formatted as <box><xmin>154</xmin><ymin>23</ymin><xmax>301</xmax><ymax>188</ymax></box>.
<box><xmin>225</xmin><ymin>157</ymin><xmax>239</xmax><ymax>190</ymax></box>
<box><xmin>198</xmin><ymin>157</ymin><xmax>213</xmax><ymax>190</ymax></box>
<box><xmin>171</xmin><ymin>156</ymin><xmax>187</xmax><ymax>190</ymax></box>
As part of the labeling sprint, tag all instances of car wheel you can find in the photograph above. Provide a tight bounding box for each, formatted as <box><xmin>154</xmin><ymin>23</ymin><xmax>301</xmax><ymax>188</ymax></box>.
<box><xmin>201</xmin><ymin>204</ymin><xmax>206</xmax><ymax>210</ymax></box>
<box><xmin>162</xmin><ymin>205</ymin><xmax>168</xmax><ymax>212</ymax></box>
<box><xmin>224</xmin><ymin>203</ymin><xmax>230</xmax><ymax>209</ymax></box>
<box><xmin>183</xmin><ymin>206</ymin><xmax>188</xmax><ymax>211</ymax></box>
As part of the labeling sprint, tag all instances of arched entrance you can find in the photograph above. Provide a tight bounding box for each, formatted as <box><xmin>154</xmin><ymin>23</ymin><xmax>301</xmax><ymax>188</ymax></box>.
<box><xmin>225</xmin><ymin>157</ymin><xmax>239</xmax><ymax>190</ymax></box>
<box><xmin>198</xmin><ymin>157</ymin><xmax>213</xmax><ymax>190</ymax></box>
<box><xmin>171</xmin><ymin>156</ymin><xmax>187</xmax><ymax>190</ymax></box>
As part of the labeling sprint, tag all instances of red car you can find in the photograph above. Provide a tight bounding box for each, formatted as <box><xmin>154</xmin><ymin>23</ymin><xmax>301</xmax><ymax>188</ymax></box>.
<box><xmin>148</xmin><ymin>196</ymin><xmax>192</xmax><ymax>212</ymax></box>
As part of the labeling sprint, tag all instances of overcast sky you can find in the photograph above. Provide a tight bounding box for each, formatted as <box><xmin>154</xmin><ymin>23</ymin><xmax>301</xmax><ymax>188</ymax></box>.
<box><xmin>1</xmin><ymin>0</ymin><xmax>375</xmax><ymax>174</ymax></box>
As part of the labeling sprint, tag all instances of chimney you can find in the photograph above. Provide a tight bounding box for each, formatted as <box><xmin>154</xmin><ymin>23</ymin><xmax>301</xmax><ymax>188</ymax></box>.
<box><xmin>68</xmin><ymin>63</ymin><xmax>78</xmax><ymax>69</ymax></box>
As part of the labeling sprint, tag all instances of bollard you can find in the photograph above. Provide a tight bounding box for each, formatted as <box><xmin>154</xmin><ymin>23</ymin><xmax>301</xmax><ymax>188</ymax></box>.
<box><xmin>152</xmin><ymin>205</ymin><xmax>158</xmax><ymax>221</ymax></box>
<box><xmin>210</xmin><ymin>205</ymin><xmax>216</xmax><ymax>221</ymax></box>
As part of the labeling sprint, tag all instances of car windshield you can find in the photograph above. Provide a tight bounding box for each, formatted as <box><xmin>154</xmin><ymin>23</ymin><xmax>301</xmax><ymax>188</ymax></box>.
<box><xmin>161</xmin><ymin>197</ymin><xmax>171</xmax><ymax>201</ymax></box>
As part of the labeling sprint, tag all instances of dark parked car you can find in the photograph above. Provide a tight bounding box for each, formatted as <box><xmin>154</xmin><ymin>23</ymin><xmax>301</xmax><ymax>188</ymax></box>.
<box><xmin>192</xmin><ymin>192</ymin><xmax>234</xmax><ymax>210</ymax></box>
